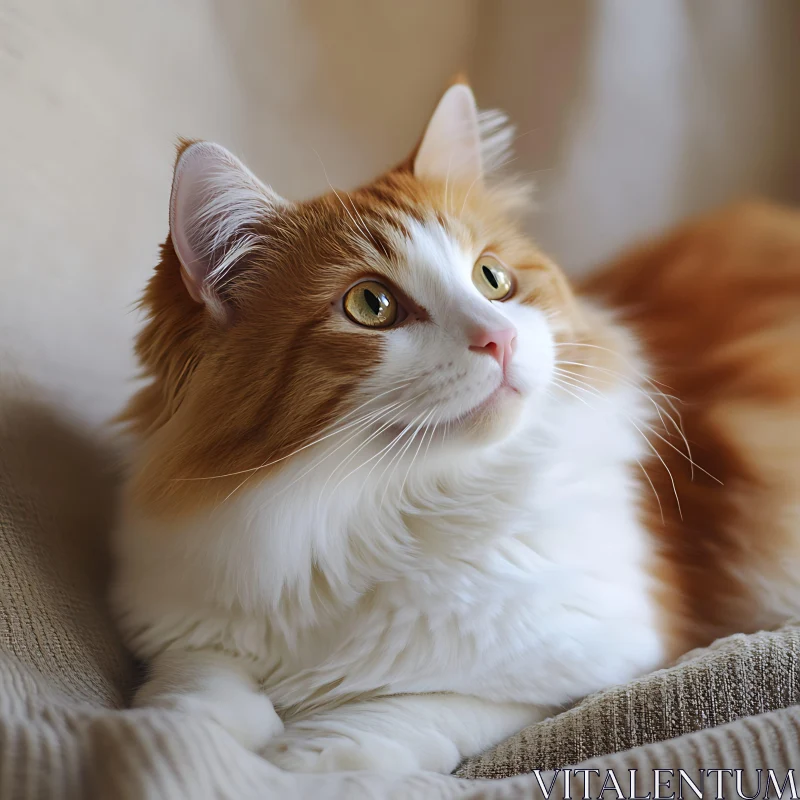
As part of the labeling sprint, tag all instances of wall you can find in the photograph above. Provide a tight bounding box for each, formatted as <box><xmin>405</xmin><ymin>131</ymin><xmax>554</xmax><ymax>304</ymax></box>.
<box><xmin>473</xmin><ymin>0</ymin><xmax>800</xmax><ymax>274</ymax></box>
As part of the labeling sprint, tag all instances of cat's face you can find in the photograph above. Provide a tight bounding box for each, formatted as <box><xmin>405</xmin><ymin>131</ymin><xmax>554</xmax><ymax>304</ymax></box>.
<box><xmin>127</xmin><ymin>84</ymin><xmax>583</xmax><ymax>504</ymax></box>
<box><xmin>315</xmin><ymin>178</ymin><xmax>565</xmax><ymax>448</ymax></box>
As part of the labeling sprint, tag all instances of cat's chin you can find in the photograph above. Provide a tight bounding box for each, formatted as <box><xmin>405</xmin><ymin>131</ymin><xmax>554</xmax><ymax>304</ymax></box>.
<box><xmin>446</xmin><ymin>383</ymin><xmax>526</xmax><ymax>445</ymax></box>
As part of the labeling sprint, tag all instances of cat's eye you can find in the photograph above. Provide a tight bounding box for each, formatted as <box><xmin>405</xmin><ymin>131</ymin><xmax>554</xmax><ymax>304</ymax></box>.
<box><xmin>472</xmin><ymin>254</ymin><xmax>514</xmax><ymax>301</ymax></box>
<box><xmin>343</xmin><ymin>280</ymin><xmax>399</xmax><ymax>328</ymax></box>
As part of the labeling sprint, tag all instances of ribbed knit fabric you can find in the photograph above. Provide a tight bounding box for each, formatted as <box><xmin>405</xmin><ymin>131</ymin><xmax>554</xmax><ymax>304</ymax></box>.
<box><xmin>457</xmin><ymin>625</ymin><xmax>800</xmax><ymax>778</ymax></box>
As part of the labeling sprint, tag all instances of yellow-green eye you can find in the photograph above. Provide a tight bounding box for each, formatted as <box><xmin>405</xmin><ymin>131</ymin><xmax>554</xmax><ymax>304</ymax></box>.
<box><xmin>472</xmin><ymin>254</ymin><xmax>514</xmax><ymax>301</ymax></box>
<box><xmin>343</xmin><ymin>280</ymin><xmax>399</xmax><ymax>328</ymax></box>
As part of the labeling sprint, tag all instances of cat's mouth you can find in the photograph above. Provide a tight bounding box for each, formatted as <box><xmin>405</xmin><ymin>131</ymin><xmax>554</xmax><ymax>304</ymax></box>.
<box><xmin>380</xmin><ymin>380</ymin><xmax>523</xmax><ymax>444</ymax></box>
<box><xmin>442</xmin><ymin>380</ymin><xmax>523</xmax><ymax>435</ymax></box>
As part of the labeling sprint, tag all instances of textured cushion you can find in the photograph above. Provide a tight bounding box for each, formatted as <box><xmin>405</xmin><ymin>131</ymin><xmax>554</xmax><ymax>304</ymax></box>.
<box><xmin>1</xmin><ymin>394</ymin><xmax>799</xmax><ymax>798</ymax></box>
<box><xmin>457</xmin><ymin>624</ymin><xmax>800</xmax><ymax>779</ymax></box>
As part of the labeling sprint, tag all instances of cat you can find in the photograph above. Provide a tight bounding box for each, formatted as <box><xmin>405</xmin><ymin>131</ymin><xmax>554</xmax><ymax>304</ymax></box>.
<box><xmin>112</xmin><ymin>79</ymin><xmax>800</xmax><ymax>774</ymax></box>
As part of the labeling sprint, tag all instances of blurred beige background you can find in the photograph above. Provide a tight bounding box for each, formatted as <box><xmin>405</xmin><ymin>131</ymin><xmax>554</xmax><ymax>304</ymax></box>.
<box><xmin>1</xmin><ymin>0</ymin><xmax>799</xmax><ymax>434</ymax></box>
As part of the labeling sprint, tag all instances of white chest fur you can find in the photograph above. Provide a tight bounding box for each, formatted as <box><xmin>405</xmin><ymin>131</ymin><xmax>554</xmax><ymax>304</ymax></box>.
<box><xmin>114</xmin><ymin>383</ymin><xmax>666</xmax><ymax>721</ymax></box>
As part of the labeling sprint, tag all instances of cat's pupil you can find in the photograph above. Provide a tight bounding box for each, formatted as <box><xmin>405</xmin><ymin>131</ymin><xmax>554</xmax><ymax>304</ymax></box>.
<box><xmin>482</xmin><ymin>265</ymin><xmax>499</xmax><ymax>289</ymax></box>
<box><xmin>364</xmin><ymin>289</ymin><xmax>382</xmax><ymax>316</ymax></box>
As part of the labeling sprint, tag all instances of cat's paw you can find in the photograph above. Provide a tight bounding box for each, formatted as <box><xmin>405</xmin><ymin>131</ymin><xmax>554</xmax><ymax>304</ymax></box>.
<box><xmin>136</xmin><ymin>690</ymin><xmax>284</xmax><ymax>752</ymax></box>
<box><xmin>262</xmin><ymin>734</ymin><xmax>424</xmax><ymax>773</ymax></box>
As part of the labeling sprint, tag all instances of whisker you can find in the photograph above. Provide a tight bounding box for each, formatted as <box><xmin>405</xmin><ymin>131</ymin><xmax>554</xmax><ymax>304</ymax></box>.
<box><xmin>628</xmin><ymin>418</ymin><xmax>683</xmax><ymax>521</ymax></box>
<box><xmin>636</xmin><ymin>457</ymin><xmax>664</xmax><ymax>524</ymax></box>
<box><xmin>220</xmin><ymin>401</ymin><xmax>398</xmax><ymax>506</ymax></box>
<box><xmin>552</xmin><ymin>376</ymin><xmax>684</xmax><ymax>519</ymax></box>
<box><xmin>328</xmin><ymin>393</ymin><xmax>432</xmax><ymax>495</ymax></box>
<box><xmin>556</xmin><ymin>359</ymin><xmax>681</xmax><ymax>402</ymax></box>
<box><xmin>178</xmin><ymin>408</ymin><xmax>387</xmax><ymax>485</ymax></box>
<box><xmin>398</xmin><ymin>408</ymin><xmax>436</xmax><ymax>500</ymax></box>
<box><xmin>333</xmin><ymin>379</ymin><xmax>416</xmax><ymax>426</ymax></box>
<box><xmin>346</xmin><ymin>194</ymin><xmax>388</xmax><ymax>257</ymax></box>
<box><xmin>322</xmin><ymin>400</ymin><xmax>422</xmax><ymax>500</ymax></box>
<box><xmin>556</xmin><ymin>358</ymin><xmax>684</xmax><ymax>425</ymax></box>
<box><xmin>557</xmin><ymin>362</ymin><xmax>665</xmax><ymax>522</ymax></box>
<box><xmin>221</xmin><ymin>385</ymin><xmax>427</xmax><ymax>508</ymax></box>
<box><xmin>175</xmin><ymin>382</ymin><xmax>414</xmax><ymax>482</ymax></box>
<box><xmin>358</xmin><ymin>415</ymin><xmax>421</xmax><ymax>486</ymax></box>
<box><xmin>637</xmin><ymin>420</ymin><xmax>721</xmax><ymax>485</ymax></box>
<box><xmin>421</xmin><ymin>408</ymin><xmax>442</xmax><ymax>468</ymax></box>
<box><xmin>554</xmin><ymin>342</ymin><xmax>676</xmax><ymax>390</ymax></box>
<box><xmin>555</xmin><ymin>357</ymin><xmax>693</xmax><ymax>480</ymax></box>
<box><xmin>459</xmin><ymin>175</ymin><xmax>480</xmax><ymax>216</ymax></box>
<box><xmin>304</xmin><ymin>390</ymin><xmax>427</xmax><ymax>478</ymax></box>
<box><xmin>557</xmin><ymin>369</ymin><xmax>720</xmax><ymax>484</ymax></box>
<box><xmin>554</xmin><ymin>365</ymin><xmax>679</xmax><ymax>437</ymax></box>
<box><xmin>380</xmin><ymin>409</ymin><xmax>431</xmax><ymax>509</ymax></box>
<box><xmin>262</xmin><ymin>396</ymin><xmax>424</xmax><ymax>508</ymax></box>
<box><xmin>551</xmin><ymin>380</ymin><xmax>593</xmax><ymax>409</ymax></box>
<box><xmin>444</xmin><ymin>153</ymin><xmax>454</xmax><ymax>217</ymax></box>
<box><xmin>313</xmin><ymin>148</ymin><xmax>376</xmax><ymax>247</ymax></box>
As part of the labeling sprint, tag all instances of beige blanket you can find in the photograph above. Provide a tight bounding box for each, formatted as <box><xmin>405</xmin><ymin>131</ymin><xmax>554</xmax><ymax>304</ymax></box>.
<box><xmin>1</xmin><ymin>397</ymin><xmax>799</xmax><ymax>799</ymax></box>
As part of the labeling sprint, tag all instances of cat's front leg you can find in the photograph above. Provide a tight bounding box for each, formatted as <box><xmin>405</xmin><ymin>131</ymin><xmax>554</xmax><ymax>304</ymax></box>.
<box><xmin>262</xmin><ymin>693</ymin><xmax>545</xmax><ymax>774</ymax></box>
<box><xmin>134</xmin><ymin>648</ymin><xmax>283</xmax><ymax>750</ymax></box>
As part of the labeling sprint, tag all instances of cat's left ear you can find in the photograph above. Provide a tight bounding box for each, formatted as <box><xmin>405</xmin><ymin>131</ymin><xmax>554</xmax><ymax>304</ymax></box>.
<box><xmin>414</xmin><ymin>81</ymin><xmax>483</xmax><ymax>185</ymax></box>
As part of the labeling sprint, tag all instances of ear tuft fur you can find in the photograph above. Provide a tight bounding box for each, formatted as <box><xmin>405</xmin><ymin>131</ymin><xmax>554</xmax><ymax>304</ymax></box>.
<box><xmin>169</xmin><ymin>142</ymin><xmax>286</xmax><ymax>321</ymax></box>
<box><xmin>477</xmin><ymin>108</ymin><xmax>515</xmax><ymax>175</ymax></box>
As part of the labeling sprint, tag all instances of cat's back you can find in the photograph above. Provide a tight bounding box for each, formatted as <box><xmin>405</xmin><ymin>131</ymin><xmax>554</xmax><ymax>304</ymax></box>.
<box><xmin>581</xmin><ymin>201</ymin><xmax>800</xmax><ymax>649</ymax></box>
<box><xmin>582</xmin><ymin>200</ymin><xmax>800</xmax><ymax>348</ymax></box>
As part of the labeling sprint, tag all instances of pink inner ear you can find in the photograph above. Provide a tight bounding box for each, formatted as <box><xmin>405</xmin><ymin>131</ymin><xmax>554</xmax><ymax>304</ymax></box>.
<box><xmin>167</xmin><ymin>141</ymin><xmax>286</xmax><ymax>314</ymax></box>
<box><xmin>170</xmin><ymin>143</ymin><xmax>221</xmax><ymax>304</ymax></box>
<box><xmin>414</xmin><ymin>84</ymin><xmax>483</xmax><ymax>185</ymax></box>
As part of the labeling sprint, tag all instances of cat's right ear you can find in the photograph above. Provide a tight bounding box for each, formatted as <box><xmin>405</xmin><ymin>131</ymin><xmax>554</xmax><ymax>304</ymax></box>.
<box><xmin>169</xmin><ymin>141</ymin><xmax>287</xmax><ymax>321</ymax></box>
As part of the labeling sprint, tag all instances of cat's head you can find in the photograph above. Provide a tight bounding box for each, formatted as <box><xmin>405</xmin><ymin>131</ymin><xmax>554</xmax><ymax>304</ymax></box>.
<box><xmin>126</xmin><ymin>81</ymin><xmax>586</xmax><ymax>508</ymax></box>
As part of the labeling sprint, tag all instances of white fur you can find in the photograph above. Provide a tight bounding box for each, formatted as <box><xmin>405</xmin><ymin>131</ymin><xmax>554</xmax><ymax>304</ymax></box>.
<box><xmin>113</xmin><ymin>213</ymin><xmax>666</xmax><ymax>774</ymax></box>
<box><xmin>477</xmin><ymin>108</ymin><xmax>515</xmax><ymax>173</ymax></box>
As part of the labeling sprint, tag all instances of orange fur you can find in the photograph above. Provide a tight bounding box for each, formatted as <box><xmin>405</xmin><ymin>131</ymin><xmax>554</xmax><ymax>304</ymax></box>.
<box><xmin>582</xmin><ymin>200</ymin><xmax>800</xmax><ymax>652</ymax></box>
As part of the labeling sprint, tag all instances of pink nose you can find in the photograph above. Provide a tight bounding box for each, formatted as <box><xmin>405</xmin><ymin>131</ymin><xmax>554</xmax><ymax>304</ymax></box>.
<box><xmin>469</xmin><ymin>326</ymin><xmax>517</xmax><ymax>373</ymax></box>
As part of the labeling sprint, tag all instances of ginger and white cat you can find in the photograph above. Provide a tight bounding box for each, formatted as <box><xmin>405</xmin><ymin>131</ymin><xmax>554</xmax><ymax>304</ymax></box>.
<box><xmin>112</xmin><ymin>81</ymin><xmax>800</xmax><ymax>774</ymax></box>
